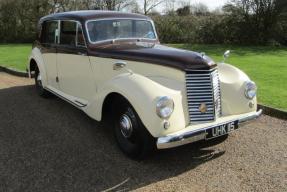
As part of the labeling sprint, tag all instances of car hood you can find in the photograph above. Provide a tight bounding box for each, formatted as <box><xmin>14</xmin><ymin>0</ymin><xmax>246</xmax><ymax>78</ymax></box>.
<box><xmin>88</xmin><ymin>42</ymin><xmax>216</xmax><ymax>71</ymax></box>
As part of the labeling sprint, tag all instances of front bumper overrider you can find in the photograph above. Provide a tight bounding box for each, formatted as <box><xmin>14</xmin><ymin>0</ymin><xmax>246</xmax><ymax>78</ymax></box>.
<box><xmin>157</xmin><ymin>109</ymin><xmax>263</xmax><ymax>149</ymax></box>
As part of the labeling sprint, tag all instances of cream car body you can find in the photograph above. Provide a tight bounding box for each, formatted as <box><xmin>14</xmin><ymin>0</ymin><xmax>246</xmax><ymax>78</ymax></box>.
<box><xmin>28</xmin><ymin>11</ymin><xmax>262</xmax><ymax>157</ymax></box>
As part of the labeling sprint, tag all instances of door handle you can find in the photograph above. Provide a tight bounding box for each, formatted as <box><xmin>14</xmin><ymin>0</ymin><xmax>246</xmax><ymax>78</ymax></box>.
<box><xmin>113</xmin><ymin>61</ymin><xmax>127</xmax><ymax>70</ymax></box>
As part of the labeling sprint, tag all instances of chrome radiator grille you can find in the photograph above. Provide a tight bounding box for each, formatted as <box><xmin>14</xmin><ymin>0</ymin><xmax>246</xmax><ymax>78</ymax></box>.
<box><xmin>185</xmin><ymin>69</ymin><xmax>222</xmax><ymax>123</ymax></box>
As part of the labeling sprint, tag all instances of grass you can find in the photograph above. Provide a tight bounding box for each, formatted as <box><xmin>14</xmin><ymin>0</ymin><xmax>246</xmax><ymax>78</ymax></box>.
<box><xmin>170</xmin><ymin>44</ymin><xmax>287</xmax><ymax>111</ymax></box>
<box><xmin>0</xmin><ymin>43</ymin><xmax>286</xmax><ymax>110</ymax></box>
<box><xmin>0</xmin><ymin>44</ymin><xmax>31</xmax><ymax>71</ymax></box>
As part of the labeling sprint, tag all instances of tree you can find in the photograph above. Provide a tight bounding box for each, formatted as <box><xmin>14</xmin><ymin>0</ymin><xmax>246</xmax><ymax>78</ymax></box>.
<box><xmin>143</xmin><ymin>0</ymin><xmax>165</xmax><ymax>15</ymax></box>
<box><xmin>0</xmin><ymin>0</ymin><xmax>52</xmax><ymax>42</ymax></box>
<box><xmin>113</xmin><ymin>0</ymin><xmax>137</xmax><ymax>11</ymax></box>
<box><xmin>176</xmin><ymin>5</ymin><xmax>190</xmax><ymax>16</ymax></box>
<box><xmin>223</xmin><ymin>0</ymin><xmax>287</xmax><ymax>44</ymax></box>
<box><xmin>163</xmin><ymin>0</ymin><xmax>176</xmax><ymax>15</ymax></box>
<box><xmin>128</xmin><ymin>0</ymin><xmax>140</xmax><ymax>13</ymax></box>
<box><xmin>190</xmin><ymin>3</ymin><xmax>209</xmax><ymax>16</ymax></box>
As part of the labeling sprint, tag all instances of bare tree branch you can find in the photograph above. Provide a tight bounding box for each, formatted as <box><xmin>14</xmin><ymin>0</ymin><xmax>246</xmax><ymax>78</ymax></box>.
<box><xmin>143</xmin><ymin>0</ymin><xmax>165</xmax><ymax>15</ymax></box>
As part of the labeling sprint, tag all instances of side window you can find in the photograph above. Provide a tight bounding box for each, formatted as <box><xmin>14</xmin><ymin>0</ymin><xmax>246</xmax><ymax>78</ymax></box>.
<box><xmin>60</xmin><ymin>21</ymin><xmax>77</xmax><ymax>46</ymax></box>
<box><xmin>42</xmin><ymin>21</ymin><xmax>59</xmax><ymax>44</ymax></box>
<box><xmin>135</xmin><ymin>20</ymin><xmax>156</xmax><ymax>39</ymax></box>
<box><xmin>77</xmin><ymin>24</ymin><xmax>86</xmax><ymax>47</ymax></box>
<box><xmin>60</xmin><ymin>21</ymin><xmax>86</xmax><ymax>47</ymax></box>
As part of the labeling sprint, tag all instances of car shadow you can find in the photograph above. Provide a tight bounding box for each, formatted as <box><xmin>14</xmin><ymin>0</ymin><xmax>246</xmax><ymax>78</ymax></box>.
<box><xmin>0</xmin><ymin>85</ymin><xmax>225</xmax><ymax>192</ymax></box>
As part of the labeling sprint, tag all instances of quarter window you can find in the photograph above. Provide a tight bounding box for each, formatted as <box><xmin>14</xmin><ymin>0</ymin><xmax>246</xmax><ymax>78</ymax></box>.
<box><xmin>42</xmin><ymin>21</ymin><xmax>59</xmax><ymax>44</ymax></box>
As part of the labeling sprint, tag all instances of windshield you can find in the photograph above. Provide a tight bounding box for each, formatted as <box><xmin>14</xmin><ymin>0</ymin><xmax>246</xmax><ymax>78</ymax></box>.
<box><xmin>86</xmin><ymin>19</ymin><xmax>157</xmax><ymax>43</ymax></box>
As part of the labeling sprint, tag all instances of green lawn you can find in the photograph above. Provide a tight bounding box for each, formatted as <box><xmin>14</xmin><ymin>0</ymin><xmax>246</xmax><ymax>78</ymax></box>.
<box><xmin>0</xmin><ymin>43</ymin><xmax>286</xmax><ymax>110</ymax></box>
<box><xmin>170</xmin><ymin>44</ymin><xmax>287</xmax><ymax>111</ymax></box>
<box><xmin>0</xmin><ymin>44</ymin><xmax>31</xmax><ymax>71</ymax></box>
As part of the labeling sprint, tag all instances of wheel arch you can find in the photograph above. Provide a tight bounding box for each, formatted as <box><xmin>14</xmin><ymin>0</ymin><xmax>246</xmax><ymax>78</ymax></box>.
<box><xmin>101</xmin><ymin>92</ymin><xmax>127</xmax><ymax>121</ymax></box>
<box><xmin>28</xmin><ymin>48</ymin><xmax>48</xmax><ymax>87</ymax></box>
<box><xmin>84</xmin><ymin>74</ymin><xmax>187</xmax><ymax>137</ymax></box>
<box><xmin>29</xmin><ymin>58</ymin><xmax>38</xmax><ymax>76</ymax></box>
<box><xmin>28</xmin><ymin>47</ymin><xmax>47</xmax><ymax>81</ymax></box>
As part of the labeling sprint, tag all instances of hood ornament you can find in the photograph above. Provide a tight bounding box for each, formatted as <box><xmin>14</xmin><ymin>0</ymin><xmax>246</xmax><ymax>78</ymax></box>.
<box><xmin>222</xmin><ymin>50</ymin><xmax>231</xmax><ymax>63</ymax></box>
<box><xmin>200</xmin><ymin>52</ymin><xmax>206</xmax><ymax>58</ymax></box>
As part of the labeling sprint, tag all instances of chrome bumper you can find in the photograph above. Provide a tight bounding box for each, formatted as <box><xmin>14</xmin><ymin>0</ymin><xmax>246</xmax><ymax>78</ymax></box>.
<box><xmin>157</xmin><ymin>109</ymin><xmax>263</xmax><ymax>149</ymax></box>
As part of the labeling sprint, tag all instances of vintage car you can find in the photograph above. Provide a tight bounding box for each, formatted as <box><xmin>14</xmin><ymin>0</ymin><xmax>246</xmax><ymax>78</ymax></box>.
<box><xmin>28</xmin><ymin>11</ymin><xmax>262</xmax><ymax>159</ymax></box>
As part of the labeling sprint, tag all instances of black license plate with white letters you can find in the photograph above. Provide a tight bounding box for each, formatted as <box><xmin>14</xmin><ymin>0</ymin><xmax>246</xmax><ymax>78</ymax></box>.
<box><xmin>206</xmin><ymin>121</ymin><xmax>239</xmax><ymax>139</ymax></box>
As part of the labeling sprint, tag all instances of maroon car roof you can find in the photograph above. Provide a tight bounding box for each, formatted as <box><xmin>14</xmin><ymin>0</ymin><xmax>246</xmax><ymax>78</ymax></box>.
<box><xmin>40</xmin><ymin>10</ymin><xmax>150</xmax><ymax>23</ymax></box>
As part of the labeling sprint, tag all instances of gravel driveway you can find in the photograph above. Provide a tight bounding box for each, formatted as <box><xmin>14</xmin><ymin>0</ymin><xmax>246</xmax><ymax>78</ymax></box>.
<box><xmin>0</xmin><ymin>72</ymin><xmax>286</xmax><ymax>192</ymax></box>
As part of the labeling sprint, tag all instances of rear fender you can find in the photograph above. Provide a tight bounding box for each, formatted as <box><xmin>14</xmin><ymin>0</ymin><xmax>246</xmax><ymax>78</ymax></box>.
<box><xmin>28</xmin><ymin>47</ymin><xmax>47</xmax><ymax>87</ymax></box>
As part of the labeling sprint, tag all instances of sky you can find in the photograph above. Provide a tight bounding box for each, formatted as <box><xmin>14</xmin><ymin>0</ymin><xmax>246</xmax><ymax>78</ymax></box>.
<box><xmin>189</xmin><ymin>0</ymin><xmax>229</xmax><ymax>10</ymax></box>
<box><xmin>152</xmin><ymin>0</ymin><xmax>229</xmax><ymax>12</ymax></box>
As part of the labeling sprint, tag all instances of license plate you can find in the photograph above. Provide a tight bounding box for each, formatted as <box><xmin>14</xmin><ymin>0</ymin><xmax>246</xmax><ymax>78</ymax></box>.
<box><xmin>206</xmin><ymin>121</ymin><xmax>239</xmax><ymax>139</ymax></box>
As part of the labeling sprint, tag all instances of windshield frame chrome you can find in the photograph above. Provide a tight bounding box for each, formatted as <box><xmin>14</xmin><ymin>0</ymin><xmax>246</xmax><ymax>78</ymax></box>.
<box><xmin>85</xmin><ymin>18</ymin><xmax>158</xmax><ymax>45</ymax></box>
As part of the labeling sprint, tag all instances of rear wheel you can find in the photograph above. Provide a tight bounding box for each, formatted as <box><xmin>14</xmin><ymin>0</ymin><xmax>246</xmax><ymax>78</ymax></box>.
<box><xmin>34</xmin><ymin>66</ymin><xmax>51</xmax><ymax>98</ymax></box>
<box><xmin>113</xmin><ymin>98</ymin><xmax>155</xmax><ymax>160</ymax></box>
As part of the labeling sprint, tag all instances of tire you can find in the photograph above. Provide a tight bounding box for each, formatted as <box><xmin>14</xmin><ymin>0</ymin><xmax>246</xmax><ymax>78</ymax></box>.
<box><xmin>113</xmin><ymin>98</ymin><xmax>155</xmax><ymax>160</ymax></box>
<box><xmin>34</xmin><ymin>66</ymin><xmax>51</xmax><ymax>98</ymax></box>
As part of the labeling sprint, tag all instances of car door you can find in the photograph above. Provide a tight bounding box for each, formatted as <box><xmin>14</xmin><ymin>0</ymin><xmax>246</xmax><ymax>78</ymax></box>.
<box><xmin>57</xmin><ymin>20</ymin><xmax>94</xmax><ymax>104</ymax></box>
<box><xmin>41</xmin><ymin>20</ymin><xmax>60</xmax><ymax>90</ymax></box>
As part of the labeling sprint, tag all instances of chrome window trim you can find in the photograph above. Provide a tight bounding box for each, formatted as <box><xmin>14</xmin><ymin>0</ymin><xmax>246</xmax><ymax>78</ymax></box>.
<box><xmin>58</xmin><ymin>19</ymin><xmax>88</xmax><ymax>48</ymax></box>
<box><xmin>76</xmin><ymin>22</ymin><xmax>87</xmax><ymax>48</ymax></box>
<box><xmin>41</xmin><ymin>19</ymin><xmax>87</xmax><ymax>48</ymax></box>
<box><xmin>57</xmin><ymin>20</ymin><xmax>61</xmax><ymax>44</ymax></box>
<box><xmin>85</xmin><ymin>18</ymin><xmax>158</xmax><ymax>44</ymax></box>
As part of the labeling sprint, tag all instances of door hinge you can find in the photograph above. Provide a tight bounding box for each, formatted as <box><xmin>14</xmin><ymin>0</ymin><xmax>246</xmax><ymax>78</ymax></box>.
<box><xmin>56</xmin><ymin>77</ymin><xmax>59</xmax><ymax>83</ymax></box>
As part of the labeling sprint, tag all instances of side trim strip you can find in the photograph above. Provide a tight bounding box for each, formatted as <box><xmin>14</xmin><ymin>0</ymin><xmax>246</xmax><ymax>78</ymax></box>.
<box><xmin>45</xmin><ymin>87</ymin><xmax>87</xmax><ymax>108</ymax></box>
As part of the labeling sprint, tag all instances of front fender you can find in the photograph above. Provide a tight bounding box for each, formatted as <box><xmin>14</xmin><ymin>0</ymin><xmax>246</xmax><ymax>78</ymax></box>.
<box><xmin>85</xmin><ymin>73</ymin><xmax>187</xmax><ymax>137</ymax></box>
<box><xmin>218</xmin><ymin>63</ymin><xmax>257</xmax><ymax>115</ymax></box>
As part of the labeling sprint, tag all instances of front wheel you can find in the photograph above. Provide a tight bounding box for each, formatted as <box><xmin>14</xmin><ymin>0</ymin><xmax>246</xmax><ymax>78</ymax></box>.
<box><xmin>113</xmin><ymin>98</ymin><xmax>155</xmax><ymax>160</ymax></box>
<box><xmin>34</xmin><ymin>67</ymin><xmax>51</xmax><ymax>98</ymax></box>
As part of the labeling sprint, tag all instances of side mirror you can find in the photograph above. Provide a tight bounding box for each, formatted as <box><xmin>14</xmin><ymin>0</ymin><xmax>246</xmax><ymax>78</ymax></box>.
<box><xmin>223</xmin><ymin>50</ymin><xmax>231</xmax><ymax>62</ymax></box>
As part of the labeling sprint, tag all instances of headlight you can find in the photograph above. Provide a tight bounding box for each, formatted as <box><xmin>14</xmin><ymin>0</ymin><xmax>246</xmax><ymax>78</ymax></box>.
<box><xmin>156</xmin><ymin>96</ymin><xmax>174</xmax><ymax>119</ymax></box>
<box><xmin>245</xmin><ymin>81</ymin><xmax>257</xmax><ymax>99</ymax></box>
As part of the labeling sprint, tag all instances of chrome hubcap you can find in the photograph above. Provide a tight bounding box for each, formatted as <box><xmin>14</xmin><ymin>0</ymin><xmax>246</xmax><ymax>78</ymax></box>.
<box><xmin>119</xmin><ymin>114</ymin><xmax>133</xmax><ymax>138</ymax></box>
